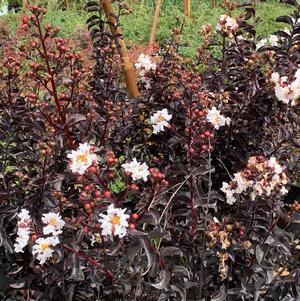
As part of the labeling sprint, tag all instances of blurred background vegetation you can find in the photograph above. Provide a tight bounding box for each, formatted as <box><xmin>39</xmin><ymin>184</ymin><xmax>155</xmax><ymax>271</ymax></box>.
<box><xmin>0</xmin><ymin>0</ymin><xmax>295</xmax><ymax>57</ymax></box>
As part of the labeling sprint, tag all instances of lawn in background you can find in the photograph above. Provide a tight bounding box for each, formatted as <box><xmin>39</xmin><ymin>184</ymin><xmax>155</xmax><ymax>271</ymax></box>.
<box><xmin>2</xmin><ymin>0</ymin><xmax>294</xmax><ymax>57</ymax></box>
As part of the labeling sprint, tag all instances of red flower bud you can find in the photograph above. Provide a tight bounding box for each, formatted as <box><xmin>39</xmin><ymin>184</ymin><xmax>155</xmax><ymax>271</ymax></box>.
<box><xmin>88</xmin><ymin>166</ymin><xmax>97</xmax><ymax>174</ymax></box>
<box><xmin>131</xmin><ymin>213</ymin><xmax>139</xmax><ymax>220</ymax></box>
<box><xmin>94</xmin><ymin>190</ymin><xmax>101</xmax><ymax>198</ymax></box>
<box><xmin>129</xmin><ymin>223</ymin><xmax>136</xmax><ymax>230</ymax></box>
<box><xmin>103</xmin><ymin>191</ymin><xmax>111</xmax><ymax>198</ymax></box>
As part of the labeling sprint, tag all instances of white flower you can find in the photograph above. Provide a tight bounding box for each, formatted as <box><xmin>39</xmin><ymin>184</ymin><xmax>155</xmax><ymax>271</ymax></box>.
<box><xmin>271</xmin><ymin>72</ymin><xmax>280</xmax><ymax>84</ymax></box>
<box><xmin>99</xmin><ymin>204</ymin><xmax>130</xmax><ymax>238</ymax></box>
<box><xmin>135</xmin><ymin>54</ymin><xmax>157</xmax><ymax>88</ymax></box>
<box><xmin>271</xmin><ymin>69</ymin><xmax>300</xmax><ymax>106</ymax></box>
<box><xmin>295</xmin><ymin>69</ymin><xmax>300</xmax><ymax>81</ymax></box>
<box><xmin>135</xmin><ymin>54</ymin><xmax>157</xmax><ymax>74</ymax></box>
<box><xmin>280</xmin><ymin>186</ymin><xmax>289</xmax><ymax>195</ymax></box>
<box><xmin>268</xmin><ymin>157</ymin><xmax>283</xmax><ymax>174</ymax></box>
<box><xmin>42</xmin><ymin>212</ymin><xmax>65</xmax><ymax>236</ymax></box>
<box><xmin>67</xmin><ymin>142</ymin><xmax>99</xmax><ymax>175</ymax></box>
<box><xmin>18</xmin><ymin>209</ymin><xmax>31</xmax><ymax>223</ymax></box>
<box><xmin>150</xmin><ymin>109</ymin><xmax>172</xmax><ymax>134</ymax></box>
<box><xmin>122</xmin><ymin>158</ymin><xmax>150</xmax><ymax>182</ymax></box>
<box><xmin>206</xmin><ymin>106</ymin><xmax>231</xmax><ymax>129</ymax></box>
<box><xmin>221</xmin><ymin>182</ymin><xmax>237</xmax><ymax>205</ymax></box>
<box><xmin>216</xmin><ymin>14</ymin><xmax>238</xmax><ymax>34</ymax></box>
<box><xmin>221</xmin><ymin>156</ymin><xmax>288</xmax><ymax>204</ymax></box>
<box><xmin>14</xmin><ymin>209</ymin><xmax>32</xmax><ymax>253</ymax></box>
<box><xmin>233</xmin><ymin>172</ymin><xmax>251</xmax><ymax>193</ymax></box>
<box><xmin>14</xmin><ymin>228</ymin><xmax>30</xmax><ymax>253</ymax></box>
<box><xmin>32</xmin><ymin>237</ymin><xmax>59</xmax><ymax>265</ymax></box>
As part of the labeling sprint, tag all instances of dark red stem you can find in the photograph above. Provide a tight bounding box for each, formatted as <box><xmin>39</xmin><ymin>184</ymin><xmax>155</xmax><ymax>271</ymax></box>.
<box><xmin>35</xmin><ymin>15</ymin><xmax>75</xmax><ymax>148</ymax></box>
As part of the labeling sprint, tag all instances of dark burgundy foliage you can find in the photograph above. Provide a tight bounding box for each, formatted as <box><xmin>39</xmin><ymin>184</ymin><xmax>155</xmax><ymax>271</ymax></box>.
<box><xmin>1</xmin><ymin>0</ymin><xmax>300</xmax><ymax>300</ymax></box>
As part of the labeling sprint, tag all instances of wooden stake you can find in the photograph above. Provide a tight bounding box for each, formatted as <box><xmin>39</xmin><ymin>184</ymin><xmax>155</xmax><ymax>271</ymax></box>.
<box><xmin>183</xmin><ymin>0</ymin><xmax>191</xmax><ymax>17</ymax></box>
<box><xmin>21</xmin><ymin>0</ymin><xmax>28</xmax><ymax>15</ymax></box>
<box><xmin>187</xmin><ymin>0</ymin><xmax>190</xmax><ymax>17</ymax></box>
<box><xmin>182</xmin><ymin>0</ymin><xmax>187</xmax><ymax>15</ymax></box>
<box><xmin>65</xmin><ymin>0</ymin><xmax>70</xmax><ymax>10</ymax></box>
<box><xmin>149</xmin><ymin>0</ymin><xmax>162</xmax><ymax>45</ymax></box>
<box><xmin>101</xmin><ymin>0</ymin><xmax>140</xmax><ymax>98</ymax></box>
<box><xmin>211</xmin><ymin>0</ymin><xmax>216</xmax><ymax>8</ymax></box>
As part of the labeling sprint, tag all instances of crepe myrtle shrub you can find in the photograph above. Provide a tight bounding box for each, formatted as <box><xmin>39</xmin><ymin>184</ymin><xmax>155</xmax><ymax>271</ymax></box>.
<box><xmin>0</xmin><ymin>1</ymin><xmax>300</xmax><ymax>301</ymax></box>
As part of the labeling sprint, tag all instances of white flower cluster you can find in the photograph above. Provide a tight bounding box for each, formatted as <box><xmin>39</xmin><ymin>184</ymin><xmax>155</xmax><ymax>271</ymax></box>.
<box><xmin>150</xmin><ymin>109</ymin><xmax>172</xmax><ymax>134</ymax></box>
<box><xmin>99</xmin><ymin>204</ymin><xmax>130</xmax><ymax>238</ymax></box>
<box><xmin>32</xmin><ymin>212</ymin><xmax>65</xmax><ymax>264</ymax></box>
<box><xmin>32</xmin><ymin>237</ymin><xmax>60</xmax><ymax>265</ymax></box>
<box><xmin>271</xmin><ymin>70</ymin><xmax>300</xmax><ymax>106</ymax></box>
<box><xmin>14</xmin><ymin>209</ymin><xmax>32</xmax><ymax>253</ymax></box>
<box><xmin>135</xmin><ymin>54</ymin><xmax>157</xmax><ymax>75</ymax></box>
<box><xmin>122</xmin><ymin>158</ymin><xmax>150</xmax><ymax>182</ymax></box>
<box><xmin>135</xmin><ymin>54</ymin><xmax>157</xmax><ymax>89</ymax></box>
<box><xmin>206</xmin><ymin>106</ymin><xmax>231</xmax><ymax>130</ymax></box>
<box><xmin>221</xmin><ymin>156</ymin><xmax>288</xmax><ymax>205</ymax></box>
<box><xmin>216</xmin><ymin>14</ymin><xmax>238</xmax><ymax>35</ymax></box>
<box><xmin>256</xmin><ymin>35</ymin><xmax>280</xmax><ymax>50</ymax></box>
<box><xmin>14</xmin><ymin>210</ymin><xmax>65</xmax><ymax>264</ymax></box>
<box><xmin>67</xmin><ymin>142</ymin><xmax>99</xmax><ymax>175</ymax></box>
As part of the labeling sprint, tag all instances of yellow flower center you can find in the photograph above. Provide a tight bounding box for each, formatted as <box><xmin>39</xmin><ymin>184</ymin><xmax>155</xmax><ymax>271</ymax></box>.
<box><xmin>76</xmin><ymin>154</ymin><xmax>88</xmax><ymax>163</ymax></box>
<box><xmin>40</xmin><ymin>242</ymin><xmax>49</xmax><ymax>252</ymax></box>
<box><xmin>48</xmin><ymin>218</ymin><xmax>58</xmax><ymax>226</ymax></box>
<box><xmin>111</xmin><ymin>214</ymin><xmax>120</xmax><ymax>226</ymax></box>
<box><xmin>156</xmin><ymin>115</ymin><xmax>165</xmax><ymax>123</ymax></box>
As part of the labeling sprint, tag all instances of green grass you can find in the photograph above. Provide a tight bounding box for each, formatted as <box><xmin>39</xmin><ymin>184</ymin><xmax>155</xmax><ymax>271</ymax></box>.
<box><xmin>1</xmin><ymin>0</ymin><xmax>295</xmax><ymax>57</ymax></box>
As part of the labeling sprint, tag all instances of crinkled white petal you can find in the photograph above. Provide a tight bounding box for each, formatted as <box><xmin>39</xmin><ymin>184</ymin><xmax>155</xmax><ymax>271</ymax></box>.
<box><xmin>150</xmin><ymin>109</ymin><xmax>172</xmax><ymax>134</ymax></box>
<box><xmin>42</xmin><ymin>212</ymin><xmax>65</xmax><ymax>236</ymax></box>
<box><xmin>67</xmin><ymin>142</ymin><xmax>99</xmax><ymax>175</ymax></box>
<box><xmin>206</xmin><ymin>106</ymin><xmax>230</xmax><ymax>129</ymax></box>
<box><xmin>99</xmin><ymin>204</ymin><xmax>130</xmax><ymax>238</ymax></box>
<box><xmin>32</xmin><ymin>237</ymin><xmax>59</xmax><ymax>264</ymax></box>
<box><xmin>122</xmin><ymin>158</ymin><xmax>150</xmax><ymax>182</ymax></box>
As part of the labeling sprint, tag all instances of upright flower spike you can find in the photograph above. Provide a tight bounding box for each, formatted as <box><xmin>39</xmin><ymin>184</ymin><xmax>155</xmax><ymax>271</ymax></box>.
<box><xmin>122</xmin><ymin>158</ymin><xmax>150</xmax><ymax>182</ymax></box>
<box><xmin>42</xmin><ymin>212</ymin><xmax>65</xmax><ymax>236</ymax></box>
<box><xmin>67</xmin><ymin>142</ymin><xmax>99</xmax><ymax>175</ymax></box>
<box><xmin>14</xmin><ymin>228</ymin><xmax>31</xmax><ymax>253</ymax></box>
<box><xmin>32</xmin><ymin>236</ymin><xmax>59</xmax><ymax>265</ymax></box>
<box><xmin>150</xmin><ymin>109</ymin><xmax>172</xmax><ymax>134</ymax></box>
<box><xmin>14</xmin><ymin>209</ymin><xmax>32</xmax><ymax>253</ymax></box>
<box><xmin>206</xmin><ymin>106</ymin><xmax>230</xmax><ymax>130</ymax></box>
<box><xmin>99</xmin><ymin>204</ymin><xmax>130</xmax><ymax>238</ymax></box>
<box><xmin>135</xmin><ymin>54</ymin><xmax>157</xmax><ymax>89</ymax></box>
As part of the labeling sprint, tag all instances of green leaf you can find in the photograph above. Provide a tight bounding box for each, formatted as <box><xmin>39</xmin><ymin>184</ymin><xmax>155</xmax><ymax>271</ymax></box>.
<box><xmin>109</xmin><ymin>176</ymin><xmax>126</xmax><ymax>194</ymax></box>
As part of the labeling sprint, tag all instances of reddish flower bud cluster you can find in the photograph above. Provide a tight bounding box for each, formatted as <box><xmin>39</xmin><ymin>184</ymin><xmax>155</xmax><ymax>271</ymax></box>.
<box><xmin>150</xmin><ymin>168</ymin><xmax>168</xmax><ymax>188</ymax></box>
